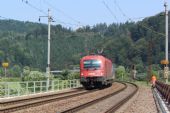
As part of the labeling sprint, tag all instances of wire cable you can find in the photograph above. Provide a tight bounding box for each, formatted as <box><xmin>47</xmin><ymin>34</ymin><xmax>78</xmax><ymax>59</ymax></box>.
<box><xmin>114</xmin><ymin>0</ymin><xmax>147</xmax><ymax>21</ymax></box>
<box><xmin>22</xmin><ymin>0</ymin><xmax>85</xmax><ymax>28</ymax></box>
<box><xmin>43</xmin><ymin>0</ymin><xmax>82</xmax><ymax>25</ymax></box>
<box><xmin>102</xmin><ymin>1</ymin><xmax>119</xmax><ymax>23</ymax></box>
<box><xmin>42</xmin><ymin>0</ymin><xmax>97</xmax><ymax>29</ymax></box>
<box><xmin>114</xmin><ymin>0</ymin><xmax>165</xmax><ymax>37</ymax></box>
<box><xmin>22</xmin><ymin>0</ymin><xmax>47</xmax><ymax>15</ymax></box>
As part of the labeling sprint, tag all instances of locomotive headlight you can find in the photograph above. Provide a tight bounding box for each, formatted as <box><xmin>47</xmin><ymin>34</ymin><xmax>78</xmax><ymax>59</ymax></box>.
<box><xmin>81</xmin><ymin>73</ymin><xmax>84</xmax><ymax>76</ymax></box>
<box><xmin>100</xmin><ymin>72</ymin><xmax>103</xmax><ymax>75</ymax></box>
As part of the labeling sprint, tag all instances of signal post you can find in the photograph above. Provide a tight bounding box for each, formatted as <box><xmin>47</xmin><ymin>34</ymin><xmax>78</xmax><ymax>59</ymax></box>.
<box><xmin>161</xmin><ymin>60</ymin><xmax>169</xmax><ymax>83</ymax></box>
<box><xmin>2</xmin><ymin>62</ymin><xmax>9</xmax><ymax>78</ymax></box>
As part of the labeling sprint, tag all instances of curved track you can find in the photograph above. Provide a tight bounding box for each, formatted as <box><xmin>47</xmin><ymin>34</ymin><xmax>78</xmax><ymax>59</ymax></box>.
<box><xmin>105</xmin><ymin>82</ymin><xmax>138</xmax><ymax>113</ymax></box>
<box><xmin>61</xmin><ymin>82</ymin><xmax>138</xmax><ymax>113</ymax></box>
<box><xmin>0</xmin><ymin>82</ymin><xmax>138</xmax><ymax>113</ymax></box>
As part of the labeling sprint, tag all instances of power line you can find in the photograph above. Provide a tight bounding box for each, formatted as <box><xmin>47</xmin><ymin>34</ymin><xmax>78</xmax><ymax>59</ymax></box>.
<box><xmin>113</xmin><ymin>0</ymin><xmax>146</xmax><ymax>21</ymax></box>
<box><xmin>139</xmin><ymin>23</ymin><xmax>165</xmax><ymax>37</ymax></box>
<box><xmin>114</xmin><ymin>0</ymin><xmax>165</xmax><ymax>37</ymax></box>
<box><xmin>114</xmin><ymin>0</ymin><xmax>127</xmax><ymax>19</ymax></box>
<box><xmin>102</xmin><ymin>1</ymin><xmax>119</xmax><ymax>23</ymax></box>
<box><xmin>22</xmin><ymin>0</ymin><xmax>47</xmax><ymax>15</ymax></box>
<box><xmin>43</xmin><ymin>0</ymin><xmax>82</xmax><ymax>25</ymax></box>
<box><xmin>42</xmin><ymin>0</ymin><xmax>97</xmax><ymax>29</ymax></box>
<box><xmin>22</xmin><ymin>0</ymin><xmax>85</xmax><ymax>28</ymax></box>
<box><xmin>53</xmin><ymin>19</ymin><xmax>82</xmax><ymax>27</ymax></box>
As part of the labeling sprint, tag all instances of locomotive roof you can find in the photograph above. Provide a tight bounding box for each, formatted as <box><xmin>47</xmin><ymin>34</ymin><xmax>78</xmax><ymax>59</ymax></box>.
<box><xmin>81</xmin><ymin>55</ymin><xmax>109</xmax><ymax>60</ymax></box>
<box><xmin>80</xmin><ymin>55</ymin><xmax>113</xmax><ymax>65</ymax></box>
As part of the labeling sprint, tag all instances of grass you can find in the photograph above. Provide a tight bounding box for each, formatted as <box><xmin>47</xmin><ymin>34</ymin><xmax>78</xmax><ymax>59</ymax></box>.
<box><xmin>0</xmin><ymin>77</ymin><xmax>21</xmax><ymax>82</ymax></box>
<box><xmin>133</xmin><ymin>80</ymin><xmax>152</xmax><ymax>87</ymax></box>
<box><xmin>115</xmin><ymin>77</ymin><xmax>152</xmax><ymax>87</ymax></box>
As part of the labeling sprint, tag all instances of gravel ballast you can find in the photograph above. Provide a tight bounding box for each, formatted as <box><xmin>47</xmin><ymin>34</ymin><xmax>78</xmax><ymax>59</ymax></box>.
<box><xmin>13</xmin><ymin>82</ymin><xmax>124</xmax><ymax>113</ymax></box>
<box><xmin>77</xmin><ymin>83</ymin><xmax>136</xmax><ymax>113</ymax></box>
<box><xmin>116</xmin><ymin>85</ymin><xmax>158</xmax><ymax>113</ymax></box>
<box><xmin>11</xmin><ymin>82</ymin><xmax>158</xmax><ymax>113</ymax></box>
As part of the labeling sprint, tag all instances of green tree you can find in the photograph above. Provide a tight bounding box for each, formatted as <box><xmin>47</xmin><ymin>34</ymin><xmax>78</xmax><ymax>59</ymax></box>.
<box><xmin>9</xmin><ymin>65</ymin><xmax>22</xmax><ymax>77</ymax></box>
<box><xmin>60</xmin><ymin>70</ymin><xmax>70</xmax><ymax>80</ymax></box>
<box><xmin>0</xmin><ymin>12</ymin><xmax>167</xmax><ymax>73</ymax></box>
<box><xmin>116</xmin><ymin>66</ymin><xmax>126</xmax><ymax>80</ymax></box>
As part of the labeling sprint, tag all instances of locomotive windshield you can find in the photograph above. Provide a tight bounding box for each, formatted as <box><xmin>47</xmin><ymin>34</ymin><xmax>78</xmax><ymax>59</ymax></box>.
<box><xmin>83</xmin><ymin>60</ymin><xmax>101</xmax><ymax>69</ymax></box>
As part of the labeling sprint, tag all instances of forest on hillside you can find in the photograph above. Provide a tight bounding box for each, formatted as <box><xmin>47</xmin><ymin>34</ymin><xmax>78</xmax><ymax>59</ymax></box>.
<box><xmin>0</xmin><ymin>11</ymin><xmax>168</xmax><ymax>76</ymax></box>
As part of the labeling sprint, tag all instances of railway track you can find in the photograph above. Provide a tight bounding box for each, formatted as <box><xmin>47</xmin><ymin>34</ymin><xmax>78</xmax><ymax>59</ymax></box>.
<box><xmin>0</xmin><ymin>82</ymin><xmax>136</xmax><ymax>113</ymax></box>
<box><xmin>0</xmin><ymin>88</ymin><xmax>97</xmax><ymax>113</ymax></box>
<box><xmin>61</xmin><ymin>82</ymin><xmax>138</xmax><ymax>113</ymax></box>
<box><xmin>105</xmin><ymin>82</ymin><xmax>138</xmax><ymax>113</ymax></box>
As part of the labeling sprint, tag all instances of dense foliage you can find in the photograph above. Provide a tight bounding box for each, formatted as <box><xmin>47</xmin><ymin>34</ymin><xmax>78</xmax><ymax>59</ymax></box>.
<box><xmin>0</xmin><ymin>11</ymin><xmax>168</xmax><ymax>77</ymax></box>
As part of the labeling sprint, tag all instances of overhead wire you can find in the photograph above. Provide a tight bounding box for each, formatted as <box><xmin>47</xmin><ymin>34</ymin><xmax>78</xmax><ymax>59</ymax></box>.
<box><xmin>113</xmin><ymin>0</ymin><xmax>127</xmax><ymax>19</ymax></box>
<box><xmin>21</xmin><ymin>0</ymin><xmax>85</xmax><ymax>28</ymax></box>
<box><xmin>0</xmin><ymin>0</ymin><xmax>83</xmax><ymax>26</ymax></box>
<box><xmin>102</xmin><ymin>1</ymin><xmax>119</xmax><ymax>23</ymax></box>
<box><xmin>42</xmin><ymin>0</ymin><xmax>96</xmax><ymax>29</ymax></box>
<box><xmin>114</xmin><ymin>0</ymin><xmax>147</xmax><ymax>21</ymax></box>
<box><xmin>114</xmin><ymin>0</ymin><xmax>165</xmax><ymax>37</ymax></box>
<box><xmin>22</xmin><ymin>0</ymin><xmax>47</xmax><ymax>15</ymax></box>
<box><xmin>53</xmin><ymin>18</ymin><xmax>82</xmax><ymax>28</ymax></box>
<box><xmin>43</xmin><ymin>0</ymin><xmax>82</xmax><ymax>25</ymax></box>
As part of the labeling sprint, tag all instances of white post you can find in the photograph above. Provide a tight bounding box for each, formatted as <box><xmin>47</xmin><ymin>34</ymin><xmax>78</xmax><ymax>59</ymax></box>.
<box><xmin>26</xmin><ymin>82</ymin><xmax>28</xmax><ymax>95</ymax></box>
<box><xmin>4</xmin><ymin>68</ymin><xmax>7</xmax><ymax>78</ymax></box>
<box><xmin>165</xmin><ymin>1</ymin><xmax>168</xmax><ymax>61</ymax></box>
<box><xmin>40</xmin><ymin>81</ymin><xmax>42</xmax><ymax>92</ymax></box>
<box><xmin>164</xmin><ymin>1</ymin><xmax>169</xmax><ymax>83</ymax></box>
<box><xmin>47</xmin><ymin>9</ymin><xmax>51</xmax><ymax>72</ymax></box>
<box><xmin>34</xmin><ymin>81</ymin><xmax>35</xmax><ymax>94</ymax></box>
<box><xmin>39</xmin><ymin>9</ymin><xmax>53</xmax><ymax>90</ymax></box>
<box><xmin>7</xmin><ymin>83</ymin><xmax>9</xmax><ymax>97</ymax></box>
<box><xmin>46</xmin><ymin>9</ymin><xmax>52</xmax><ymax>90</ymax></box>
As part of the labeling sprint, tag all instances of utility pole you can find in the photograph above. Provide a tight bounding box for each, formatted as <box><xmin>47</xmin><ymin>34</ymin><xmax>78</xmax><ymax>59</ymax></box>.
<box><xmin>39</xmin><ymin>9</ymin><xmax>53</xmax><ymax>90</ymax></box>
<box><xmin>47</xmin><ymin>9</ymin><xmax>51</xmax><ymax>75</ymax></box>
<box><xmin>47</xmin><ymin>9</ymin><xmax>51</xmax><ymax>89</ymax></box>
<box><xmin>147</xmin><ymin>40</ymin><xmax>153</xmax><ymax>85</ymax></box>
<box><xmin>164</xmin><ymin>1</ymin><xmax>169</xmax><ymax>83</ymax></box>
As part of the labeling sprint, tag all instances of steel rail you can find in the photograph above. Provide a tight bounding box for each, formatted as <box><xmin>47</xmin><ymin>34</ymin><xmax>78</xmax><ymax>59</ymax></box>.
<box><xmin>0</xmin><ymin>87</ymin><xmax>83</xmax><ymax>104</ymax></box>
<box><xmin>0</xmin><ymin>88</ymin><xmax>97</xmax><ymax>113</ymax></box>
<box><xmin>105</xmin><ymin>82</ymin><xmax>138</xmax><ymax>113</ymax></box>
<box><xmin>61</xmin><ymin>82</ymin><xmax>127</xmax><ymax>113</ymax></box>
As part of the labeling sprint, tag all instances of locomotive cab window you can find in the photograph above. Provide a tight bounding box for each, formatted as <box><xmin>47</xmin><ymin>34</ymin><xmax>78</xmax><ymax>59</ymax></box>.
<box><xmin>83</xmin><ymin>60</ymin><xmax>101</xmax><ymax>69</ymax></box>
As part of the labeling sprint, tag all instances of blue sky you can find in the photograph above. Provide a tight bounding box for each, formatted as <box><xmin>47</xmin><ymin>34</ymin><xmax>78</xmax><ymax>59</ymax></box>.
<box><xmin>0</xmin><ymin>0</ymin><xmax>167</xmax><ymax>28</ymax></box>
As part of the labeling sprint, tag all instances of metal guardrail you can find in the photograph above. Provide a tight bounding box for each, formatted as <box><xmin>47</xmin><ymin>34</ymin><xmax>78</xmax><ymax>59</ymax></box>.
<box><xmin>0</xmin><ymin>79</ymin><xmax>81</xmax><ymax>98</ymax></box>
<box><xmin>155</xmin><ymin>81</ymin><xmax>170</xmax><ymax>104</ymax></box>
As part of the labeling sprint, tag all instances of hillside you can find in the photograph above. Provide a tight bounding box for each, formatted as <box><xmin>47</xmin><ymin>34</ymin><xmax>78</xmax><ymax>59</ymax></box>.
<box><xmin>0</xmin><ymin>11</ymin><xmax>168</xmax><ymax>74</ymax></box>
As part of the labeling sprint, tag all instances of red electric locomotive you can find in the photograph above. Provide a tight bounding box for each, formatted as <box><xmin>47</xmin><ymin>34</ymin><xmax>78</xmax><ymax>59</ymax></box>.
<box><xmin>80</xmin><ymin>55</ymin><xmax>115</xmax><ymax>89</ymax></box>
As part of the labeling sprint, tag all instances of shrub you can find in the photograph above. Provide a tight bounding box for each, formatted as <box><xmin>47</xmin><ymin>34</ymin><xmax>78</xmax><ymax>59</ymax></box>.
<box><xmin>24</xmin><ymin>71</ymin><xmax>47</xmax><ymax>81</ymax></box>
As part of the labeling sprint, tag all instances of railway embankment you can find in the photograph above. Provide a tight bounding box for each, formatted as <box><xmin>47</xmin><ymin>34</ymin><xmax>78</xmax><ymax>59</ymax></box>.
<box><xmin>116</xmin><ymin>81</ymin><xmax>168</xmax><ymax>113</ymax></box>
